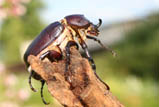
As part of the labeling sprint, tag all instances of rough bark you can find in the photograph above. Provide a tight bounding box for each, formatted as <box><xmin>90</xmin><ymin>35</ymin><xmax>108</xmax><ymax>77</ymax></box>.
<box><xmin>28</xmin><ymin>47</ymin><xmax>124</xmax><ymax>107</ymax></box>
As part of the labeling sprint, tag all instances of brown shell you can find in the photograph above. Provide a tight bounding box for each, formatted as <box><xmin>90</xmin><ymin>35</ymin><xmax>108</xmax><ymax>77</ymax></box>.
<box><xmin>65</xmin><ymin>14</ymin><xmax>91</xmax><ymax>30</ymax></box>
<box><xmin>24</xmin><ymin>21</ymin><xmax>64</xmax><ymax>67</ymax></box>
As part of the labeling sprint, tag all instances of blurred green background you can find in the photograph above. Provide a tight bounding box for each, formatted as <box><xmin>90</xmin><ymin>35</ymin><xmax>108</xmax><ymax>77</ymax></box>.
<box><xmin>0</xmin><ymin>0</ymin><xmax>158</xmax><ymax>107</ymax></box>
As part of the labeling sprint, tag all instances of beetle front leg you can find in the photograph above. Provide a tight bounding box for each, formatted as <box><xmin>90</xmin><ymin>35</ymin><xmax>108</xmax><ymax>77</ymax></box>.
<box><xmin>80</xmin><ymin>41</ymin><xmax>96</xmax><ymax>71</ymax></box>
<box><xmin>86</xmin><ymin>35</ymin><xmax>116</xmax><ymax>57</ymax></box>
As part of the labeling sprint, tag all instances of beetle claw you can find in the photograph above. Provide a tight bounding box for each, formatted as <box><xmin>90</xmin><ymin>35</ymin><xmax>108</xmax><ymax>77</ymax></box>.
<box><xmin>43</xmin><ymin>101</ymin><xmax>50</xmax><ymax>105</ymax></box>
<box><xmin>30</xmin><ymin>86</ymin><xmax>37</xmax><ymax>92</ymax></box>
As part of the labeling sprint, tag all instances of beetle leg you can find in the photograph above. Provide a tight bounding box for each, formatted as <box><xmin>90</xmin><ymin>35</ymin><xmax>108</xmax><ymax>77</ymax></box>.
<box><xmin>39</xmin><ymin>51</ymin><xmax>50</xmax><ymax>105</ymax></box>
<box><xmin>65</xmin><ymin>41</ymin><xmax>79</xmax><ymax>72</ymax></box>
<box><xmin>40</xmin><ymin>50</ymin><xmax>62</xmax><ymax>62</ymax></box>
<box><xmin>65</xmin><ymin>41</ymin><xmax>78</xmax><ymax>82</ymax></box>
<box><xmin>28</xmin><ymin>69</ymin><xmax>37</xmax><ymax>92</ymax></box>
<box><xmin>80</xmin><ymin>41</ymin><xmax>96</xmax><ymax>71</ymax></box>
<box><xmin>86</xmin><ymin>35</ymin><xmax>117</xmax><ymax>57</ymax></box>
<box><xmin>28</xmin><ymin>51</ymin><xmax>50</xmax><ymax>93</ymax></box>
<box><xmin>80</xmin><ymin>40</ymin><xmax>110</xmax><ymax>90</ymax></box>
<box><xmin>39</xmin><ymin>50</ymin><xmax>62</xmax><ymax>104</ymax></box>
<box><xmin>40</xmin><ymin>80</ymin><xmax>49</xmax><ymax>105</ymax></box>
<box><xmin>65</xmin><ymin>46</ymin><xmax>70</xmax><ymax>73</ymax></box>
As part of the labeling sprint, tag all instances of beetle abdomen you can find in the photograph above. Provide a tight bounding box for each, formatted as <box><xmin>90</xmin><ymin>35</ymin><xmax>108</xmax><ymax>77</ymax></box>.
<box><xmin>24</xmin><ymin>22</ymin><xmax>64</xmax><ymax>66</ymax></box>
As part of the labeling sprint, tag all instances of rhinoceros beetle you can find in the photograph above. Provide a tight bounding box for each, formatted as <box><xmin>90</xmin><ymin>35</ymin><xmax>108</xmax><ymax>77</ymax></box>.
<box><xmin>24</xmin><ymin>14</ymin><xmax>115</xmax><ymax>104</ymax></box>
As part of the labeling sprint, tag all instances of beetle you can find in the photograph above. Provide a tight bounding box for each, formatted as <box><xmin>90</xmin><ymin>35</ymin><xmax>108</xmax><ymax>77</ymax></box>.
<box><xmin>24</xmin><ymin>14</ymin><xmax>116</xmax><ymax>104</ymax></box>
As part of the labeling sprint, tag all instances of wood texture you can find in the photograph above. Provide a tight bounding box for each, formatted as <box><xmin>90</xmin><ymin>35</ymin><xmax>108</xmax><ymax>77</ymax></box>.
<box><xmin>28</xmin><ymin>47</ymin><xmax>124</xmax><ymax>107</ymax></box>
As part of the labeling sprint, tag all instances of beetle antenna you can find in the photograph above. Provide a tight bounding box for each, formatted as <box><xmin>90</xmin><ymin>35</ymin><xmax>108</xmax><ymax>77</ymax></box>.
<box><xmin>96</xmin><ymin>19</ymin><xmax>102</xmax><ymax>28</ymax></box>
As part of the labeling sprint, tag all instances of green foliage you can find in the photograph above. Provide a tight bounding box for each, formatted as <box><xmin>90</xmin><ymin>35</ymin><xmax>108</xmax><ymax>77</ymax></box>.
<box><xmin>105</xmin><ymin>12</ymin><xmax>159</xmax><ymax>80</ymax></box>
<box><xmin>0</xmin><ymin>0</ymin><xmax>44</xmax><ymax>64</ymax></box>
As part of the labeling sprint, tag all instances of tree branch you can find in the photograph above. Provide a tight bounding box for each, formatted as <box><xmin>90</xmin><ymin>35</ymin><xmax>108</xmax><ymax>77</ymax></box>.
<box><xmin>28</xmin><ymin>47</ymin><xmax>124</xmax><ymax>107</ymax></box>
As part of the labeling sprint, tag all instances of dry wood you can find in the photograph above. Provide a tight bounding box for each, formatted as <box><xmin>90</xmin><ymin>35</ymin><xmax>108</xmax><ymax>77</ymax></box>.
<box><xmin>28</xmin><ymin>47</ymin><xmax>124</xmax><ymax>107</ymax></box>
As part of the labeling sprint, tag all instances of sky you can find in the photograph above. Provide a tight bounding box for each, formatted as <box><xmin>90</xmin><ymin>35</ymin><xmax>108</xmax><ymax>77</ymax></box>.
<box><xmin>41</xmin><ymin>0</ymin><xmax>159</xmax><ymax>25</ymax></box>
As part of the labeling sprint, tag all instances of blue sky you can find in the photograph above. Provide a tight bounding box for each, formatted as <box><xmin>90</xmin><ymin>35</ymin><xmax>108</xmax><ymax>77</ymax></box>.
<box><xmin>41</xmin><ymin>0</ymin><xmax>159</xmax><ymax>25</ymax></box>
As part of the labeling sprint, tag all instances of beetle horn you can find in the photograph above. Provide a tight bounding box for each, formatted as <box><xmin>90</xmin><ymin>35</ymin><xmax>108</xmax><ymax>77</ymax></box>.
<box><xmin>96</xmin><ymin>19</ymin><xmax>102</xmax><ymax>28</ymax></box>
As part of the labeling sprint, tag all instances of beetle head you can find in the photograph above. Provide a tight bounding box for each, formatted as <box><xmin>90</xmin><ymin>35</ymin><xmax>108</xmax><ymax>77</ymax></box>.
<box><xmin>64</xmin><ymin>14</ymin><xmax>102</xmax><ymax>37</ymax></box>
<box><xmin>85</xmin><ymin>19</ymin><xmax>102</xmax><ymax>37</ymax></box>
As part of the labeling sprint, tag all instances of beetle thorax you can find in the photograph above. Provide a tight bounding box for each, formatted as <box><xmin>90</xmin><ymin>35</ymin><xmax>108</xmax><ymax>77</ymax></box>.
<box><xmin>61</xmin><ymin>19</ymin><xmax>87</xmax><ymax>41</ymax></box>
<box><xmin>78</xmin><ymin>29</ymin><xmax>87</xmax><ymax>41</ymax></box>
<box><xmin>61</xmin><ymin>19</ymin><xmax>77</xmax><ymax>36</ymax></box>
